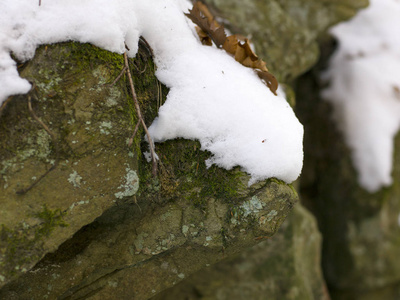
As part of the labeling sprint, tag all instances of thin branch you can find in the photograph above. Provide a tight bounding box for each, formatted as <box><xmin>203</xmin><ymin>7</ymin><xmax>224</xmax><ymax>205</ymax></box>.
<box><xmin>0</xmin><ymin>96</ymin><xmax>13</xmax><ymax>119</ymax></box>
<box><xmin>17</xmin><ymin>96</ymin><xmax>59</xmax><ymax>195</ymax></box>
<box><xmin>128</xmin><ymin>120</ymin><xmax>141</xmax><ymax>147</ymax></box>
<box><xmin>124</xmin><ymin>51</ymin><xmax>158</xmax><ymax>176</ymax></box>
<box><xmin>139</xmin><ymin>37</ymin><xmax>154</xmax><ymax>58</ymax></box>
<box><xmin>27</xmin><ymin>96</ymin><xmax>56</xmax><ymax>140</ymax></box>
<box><xmin>107</xmin><ymin>66</ymin><xmax>128</xmax><ymax>87</ymax></box>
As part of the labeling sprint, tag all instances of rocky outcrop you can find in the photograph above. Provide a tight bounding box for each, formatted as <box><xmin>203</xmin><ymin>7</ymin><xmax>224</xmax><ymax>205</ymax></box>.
<box><xmin>296</xmin><ymin>39</ymin><xmax>400</xmax><ymax>300</ymax></box>
<box><xmin>205</xmin><ymin>0</ymin><xmax>368</xmax><ymax>81</ymax></box>
<box><xmin>0</xmin><ymin>41</ymin><xmax>297</xmax><ymax>299</ymax></box>
<box><xmin>1</xmin><ymin>0</ymin><xmax>383</xmax><ymax>299</ymax></box>
<box><xmin>152</xmin><ymin>204</ymin><xmax>330</xmax><ymax>300</ymax></box>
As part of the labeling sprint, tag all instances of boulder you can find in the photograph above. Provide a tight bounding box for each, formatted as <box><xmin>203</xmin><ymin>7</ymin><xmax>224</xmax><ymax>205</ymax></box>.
<box><xmin>0</xmin><ymin>42</ymin><xmax>297</xmax><ymax>299</ymax></box>
<box><xmin>152</xmin><ymin>204</ymin><xmax>330</xmax><ymax>300</ymax></box>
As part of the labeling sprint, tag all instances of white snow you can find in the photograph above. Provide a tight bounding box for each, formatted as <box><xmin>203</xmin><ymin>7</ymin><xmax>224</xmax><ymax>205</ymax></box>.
<box><xmin>0</xmin><ymin>0</ymin><xmax>303</xmax><ymax>185</ymax></box>
<box><xmin>322</xmin><ymin>0</ymin><xmax>400</xmax><ymax>192</ymax></box>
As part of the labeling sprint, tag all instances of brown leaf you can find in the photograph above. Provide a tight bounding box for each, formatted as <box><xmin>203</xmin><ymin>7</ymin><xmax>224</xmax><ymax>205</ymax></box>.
<box><xmin>233</xmin><ymin>39</ymin><xmax>269</xmax><ymax>72</ymax></box>
<box><xmin>212</xmin><ymin>24</ymin><xmax>227</xmax><ymax>48</ymax></box>
<box><xmin>185</xmin><ymin>2</ymin><xmax>227</xmax><ymax>48</ymax></box>
<box><xmin>185</xmin><ymin>2</ymin><xmax>210</xmax><ymax>34</ymax></box>
<box><xmin>257</xmin><ymin>70</ymin><xmax>278</xmax><ymax>96</ymax></box>
<box><xmin>196</xmin><ymin>1</ymin><xmax>214</xmax><ymax>22</ymax></box>
<box><xmin>195</xmin><ymin>26</ymin><xmax>212</xmax><ymax>46</ymax></box>
<box><xmin>185</xmin><ymin>1</ymin><xmax>279</xmax><ymax>95</ymax></box>
<box><xmin>223</xmin><ymin>35</ymin><xmax>238</xmax><ymax>55</ymax></box>
<box><xmin>393</xmin><ymin>85</ymin><xmax>400</xmax><ymax>100</ymax></box>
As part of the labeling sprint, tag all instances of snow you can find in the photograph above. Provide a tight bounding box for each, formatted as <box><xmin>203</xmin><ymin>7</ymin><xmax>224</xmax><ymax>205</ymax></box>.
<box><xmin>322</xmin><ymin>0</ymin><xmax>400</xmax><ymax>192</ymax></box>
<box><xmin>0</xmin><ymin>0</ymin><xmax>303</xmax><ymax>185</ymax></box>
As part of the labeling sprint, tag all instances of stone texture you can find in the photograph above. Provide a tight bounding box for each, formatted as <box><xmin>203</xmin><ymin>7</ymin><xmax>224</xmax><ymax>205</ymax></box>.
<box><xmin>0</xmin><ymin>43</ymin><xmax>139</xmax><ymax>288</ymax></box>
<box><xmin>0</xmin><ymin>0</ymin><xmax>374</xmax><ymax>299</ymax></box>
<box><xmin>152</xmin><ymin>204</ymin><xmax>330</xmax><ymax>300</ymax></box>
<box><xmin>296</xmin><ymin>38</ymin><xmax>400</xmax><ymax>300</ymax></box>
<box><xmin>0</xmin><ymin>41</ymin><xmax>297</xmax><ymax>299</ymax></box>
<box><xmin>204</xmin><ymin>0</ymin><xmax>368</xmax><ymax>82</ymax></box>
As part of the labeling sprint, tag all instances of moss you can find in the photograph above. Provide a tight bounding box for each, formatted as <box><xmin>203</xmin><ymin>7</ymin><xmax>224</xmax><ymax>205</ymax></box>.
<box><xmin>0</xmin><ymin>206</ymin><xmax>68</xmax><ymax>281</ymax></box>
<box><xmin>138</xmin><ymin>137</ymin><xmax>245</xmax><ymax>211</ymax></box>
<box><xmin>33</xmin><ymin>205</ymin><xmax>68</xmax><ymax>238</ymax></box>
<box><xmin>66</xmin><ymin>42</ymin><xmax>125</xmax><ymax>74</ymax></box>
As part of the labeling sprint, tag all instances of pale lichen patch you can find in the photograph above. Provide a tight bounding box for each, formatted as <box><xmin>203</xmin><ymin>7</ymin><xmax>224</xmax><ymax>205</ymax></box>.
<box><xmin>241</xmin><ymin>196</ymin><xmax>264</xmax><ymax>217</ymax></box>
<box><xmin>99</xmin><ymin>121</ymin><xmax>113</xmax><ymax>135</ymax></box>
<box><xmin>68</xmin><ymin>170</ymin><xmax>82</xmax><ymax>188</ymax></box>
<box><xmin>105</xmin><ymin>87</ymin><xmax>121</xmax><ymax>107</ymax></box>
<box><xmin>114</xmin><ymin>169</ymin><xmax>139</xmax><ymax>199</ymax></box>
<box><xmin>182</xmin><ymin>225</ymin><xmax>189</xmax><ymax>236</ymax></box>
<box><xmin>266</xmin><ymin>210</ymin><xmax>278</xmax><ymax>221</ymax></box>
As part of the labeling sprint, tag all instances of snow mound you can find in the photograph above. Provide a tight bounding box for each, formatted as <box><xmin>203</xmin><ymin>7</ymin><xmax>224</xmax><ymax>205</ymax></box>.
<box><xmin>0</xmin><ymin>0</ymin><xmax>303</xmax><ymax>185</ymax></box>
<box><xmin>322</xmin><ymin>0</ymin><xmax>400</xmax><ymax>192</ymax></box>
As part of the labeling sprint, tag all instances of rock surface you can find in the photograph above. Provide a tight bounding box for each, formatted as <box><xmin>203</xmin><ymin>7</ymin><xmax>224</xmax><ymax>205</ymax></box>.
<box><xmin>152</xmin><ymin>204</ymin><xmax>330</xmax><ymax>300</ymax></box>
<box><xmin>205</xmin><ymin>0</ymin><xmax>368</xmax><ymax>81</ymax></box>
<box><xmin>0</xmin><ymin>41</ymin><xmax>297</xmax><ymax>299</ymax></box>
<box><xmin>0</xmin><ymin>0</ymin><xmax>376</xmax><ymax>299</ymax></box>
<box><xmin>296</xmin><ymin>38</ymin><xmax>400</xmax><ymax>300</ymax></box>
<box><xmin>0</xmin><ymin>43</ymin><xmax>139</xmax><ymax>288</ymax></box>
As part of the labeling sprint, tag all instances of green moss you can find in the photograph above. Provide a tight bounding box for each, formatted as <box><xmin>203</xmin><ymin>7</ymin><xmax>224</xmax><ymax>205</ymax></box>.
<box><xmin>33</xmin><ymin>205</ymin><xmax>68</xmax><ymax>238</ymax></box>
<box><xmin>0</xmin><ymin>206</ymin><xmax>68</xmax><ymax>281</ymax></box>
<box><xmin>138</xmin><ymin>137</ymin><xmax>244</xmax><ymax>210</ymax></box>
<box><xmin>67</xmin><ymin>42</ymin><xmax>125</xmax><ymax>73</ymax></box>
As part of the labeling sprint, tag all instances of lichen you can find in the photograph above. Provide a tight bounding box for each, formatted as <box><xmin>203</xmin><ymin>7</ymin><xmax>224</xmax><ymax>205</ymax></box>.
<box><xmin>114</xmin><ymin>169</ymin><xmax>139</xmax><ymax>199</ymax></box>
<box><xmin>68</xmin><ymin>170</ymin><xmax>82</xmax><ymax>188</ymax></box>
<box><xmin>241</xmin><ymin>196</ymin><xmax>265</xmax><ymax>218</ymax></box>
<box><xmin>99</xmin><ymin>121</ymin><xmax>113</xmax><ymax>135</ymax></box>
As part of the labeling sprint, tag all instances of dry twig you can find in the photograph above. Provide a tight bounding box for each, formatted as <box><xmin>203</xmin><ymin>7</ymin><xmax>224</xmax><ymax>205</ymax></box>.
<box><xmin>128</xmin><ymin>120</ymin><xmax>141</xmax><ymax>147</ymax></box>
<box><xmin>107</xmin><ymin>66</ymin><xmax>128</xmax><ymax>87</ymax></box>
<box><xmin>0</xmin><ymin>96</ymin><xmax>13</xmax><ymax>119</ymax></box>
<box><xmin>123</xmin><ymin>51</ymin><xmax>158</xmax><ymax>176</ymax></box>
<box><xmin>17</xmin><ymin>95</ymin><xmax>60</xmax><ymax>194</ymax></box>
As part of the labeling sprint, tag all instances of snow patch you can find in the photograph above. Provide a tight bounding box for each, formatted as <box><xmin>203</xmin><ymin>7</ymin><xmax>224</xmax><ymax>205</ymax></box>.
<box><xmin>0</xmin><ymin>0</ymin><xmax>303</xmax><ymax>185</ymax></box>
<box><xmin>322</xmin><ymin>0</ymin><xmax>400</xmax><ymax>192</ymax></box>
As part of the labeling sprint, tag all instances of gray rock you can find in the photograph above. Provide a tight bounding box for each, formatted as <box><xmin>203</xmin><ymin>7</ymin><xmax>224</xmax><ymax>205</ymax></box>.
<box><xmin>152</xmin><ymin>204</ymin><xmax>330</xmax><ymax>300</ymax></box>
<box><xmin>0</xmin><ymin>0</ymin><xmax>371</xmax><ymax>299</ymax></box>
<box><xmin>0</xmin><ymin>41</ymin><xmax>297</xmax><ymax>299</ymax></box>
<box><xmin>204</xmin><ymin>0</ymin><xmax>368</xmax><ymax>81</ymax></box>
<box><xmin>296</xmin><ymin>37</ymin><xmax>400</xmax><ymax>299</ymax></box>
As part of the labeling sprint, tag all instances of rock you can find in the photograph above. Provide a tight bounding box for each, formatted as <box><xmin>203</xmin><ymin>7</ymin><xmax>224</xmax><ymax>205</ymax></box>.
<box><xmin>0</xmin><ymin>0</ymin><xmax>372</xmax><ymax>299</ymax></box>
<box><xmin>0</xmin><ymin>41</ymin><xmax>297</xmax><ymax>299</ymax></box>
<box><xmin>152</xmin><ymin>203</ymin><xmax>330</xmax><ymax>300</ymax></box>
<box><xmin>296</xmin><ymin>38</ymin><xmax>400</xmax><ymax>299</ymax></box>
<box><xmin>0</xmin><ymin>43</ymin><xmax>140</xmax><ymax>288</ymax></box>
<box><xmin>204</xmin><ymin>0</ymin><xmax>368</xmax><ymax>81</ymax></box>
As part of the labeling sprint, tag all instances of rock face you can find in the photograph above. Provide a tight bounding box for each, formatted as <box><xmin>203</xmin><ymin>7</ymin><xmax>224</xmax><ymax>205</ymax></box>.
<box><xmin>1</xmin><ymin>0</ymin><xmax>383</xmax><ymax>300</ymax></box>
<box><xmin>0</xmin><ymin>43</ymin><xmax>139</xmax><ymax>288</ymax></box>
<box><xmin>0</xmin><ymin>41</ymin><xmax>297</xmax><ymax>299</ymax></box>
<box><xmin>205</xmin><ymin>0</ymin><xmax>368</xmax><ymax>81</ymax></box>
<box><xmin>296</xmin><ymin>39</ymin><xmax>400</xmax><ymax>300</ymax></box>
<box><xmin>152</xmin><ymin>204</ymin><xmax>330</xmax><ymax>300</ymax></box>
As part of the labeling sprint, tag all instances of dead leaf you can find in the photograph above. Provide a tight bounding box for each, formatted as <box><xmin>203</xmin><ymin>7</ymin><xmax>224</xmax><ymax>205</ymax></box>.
<box><xmin>393</xmin><ymin>85</ymin><xmax>400</xmax><ymax>100</ymax></box>
<box><xmin>222</xmin><ymin>35</ymin><xmax>238</xmax><ymax>54</ymax></box>
<box><xmin>195</xmin><ymin>26</ymin><xmax>212</xmax><ymax>45</ymax></box>
<box><xmin>185</xmin><ymin>2</ymin><xmax>227</xmax><ymax>48</ymax></box>
<box><xmin>212</xmin><ymin>25</ymin><xmax>228</xmax><ymax>48</ymax></box>
<box><xmin>257</xmin><ymin>70</ymin><xmax>278</xmax><ymax>96</ymax></box>
<box><xmin>185</xmin><ymin>1</ymin><xmax>278</xmax><ymax>95</ymax></box>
